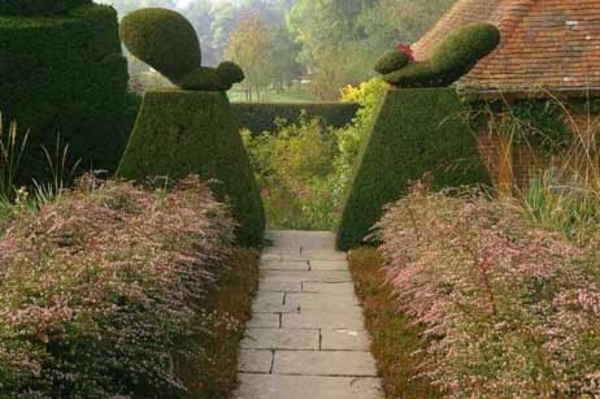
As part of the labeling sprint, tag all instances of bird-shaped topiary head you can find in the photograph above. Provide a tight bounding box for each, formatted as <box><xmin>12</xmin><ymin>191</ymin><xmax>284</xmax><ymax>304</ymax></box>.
<box><xmin>120</xmin><ymin>8</ymin><xmax>244</xmax><ymax>91</ymax></box>
<box><xmin>375</xmin><ymin>22</ymin><xmax>501</xmax><ymax>88</ymax></box>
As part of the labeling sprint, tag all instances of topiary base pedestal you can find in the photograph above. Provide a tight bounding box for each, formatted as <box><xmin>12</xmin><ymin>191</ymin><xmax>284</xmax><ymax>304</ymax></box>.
<box><xmin>117</xmin><ymin>89</ymin><xmax>265</xmax><ymax>247</ymax></box>
<box><xmin>336</xmin><ymin>88</ymin><xmax>490</xmax><ymax>251</ymax></box>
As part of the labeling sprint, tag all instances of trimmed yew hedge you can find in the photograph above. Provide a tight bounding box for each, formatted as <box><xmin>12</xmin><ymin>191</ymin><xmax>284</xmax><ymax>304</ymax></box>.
<box><xmin>0</xmin><ymin>4</ymin><xmax>129</xmax><ymax>182</ymax></box>
<box><xmin>232</xmin><ymin>102</ymin><xmax>359</xmax><ymax>135</ymax></box>
<box><xmin>118</xmin><ymin>89</ymin><xmax>265</xmax><ymax>248</ymax></box>
<box><xmin>0</xmin><ymin>0</ymin><xmax>91</xmax><ymax>15</ymax></box>
<box><xmin>379</xmin><ymin>22</ymin><xmax>500</xmax><ymax>88</ymax></box>
<box><xmin>336</xmin><ymin>88</ymin><xmax>490</xmax><ymax>251</ymax></box>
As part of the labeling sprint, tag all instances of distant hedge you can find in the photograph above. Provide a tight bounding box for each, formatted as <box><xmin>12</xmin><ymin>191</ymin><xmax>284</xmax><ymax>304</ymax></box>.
<box><xmin>231</xmin><ymin>102</ymin><xmax>359</xmax><ymax>135</ymax></box>
<box><xmin>118</xmin><ymin>90</ymin><xmax>265</xmax><ymax>248</ymax></box>
<box><xmin>0</xmin><ymin>4</ymin><xmax>129</xmax><ymax>182</ymax></box>
<box><xmin>336</xmin><ymin>88</ymin><xmax>491</xmax><ymax>251</ymax></box>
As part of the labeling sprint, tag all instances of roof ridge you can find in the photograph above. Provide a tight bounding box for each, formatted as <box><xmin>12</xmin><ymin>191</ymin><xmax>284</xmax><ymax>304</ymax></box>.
<box><xmin>496</xmin><ymin>0</ymin><xmax>536</xmax><ymax>33</ymax></box>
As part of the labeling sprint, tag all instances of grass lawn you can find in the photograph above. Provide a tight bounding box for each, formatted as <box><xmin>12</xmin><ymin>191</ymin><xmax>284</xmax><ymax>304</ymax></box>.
<box><xmin>228</xmin><ymin>90</ymin><xmax>318</xmax><ymax>103</ymax></box>
<box><xmin>348</xmin><ymin>247</ymin><xmax>441</xmax><ymax>399</ymax></box>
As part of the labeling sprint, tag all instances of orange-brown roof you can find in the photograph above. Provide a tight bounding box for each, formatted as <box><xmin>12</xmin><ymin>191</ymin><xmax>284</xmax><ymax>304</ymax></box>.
<box><xmin>413</xmin><ymin>0</ymin><xmax>600</xmax><ymax>90</ymax></box>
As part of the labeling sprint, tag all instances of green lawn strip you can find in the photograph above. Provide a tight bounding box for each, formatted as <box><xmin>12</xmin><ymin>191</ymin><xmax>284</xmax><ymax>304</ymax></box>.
<box><xmin>348</xmin><ymin>247</ymin><xmax>441</xmax><ymax>399</ymax></box>
<box><xmin>175</xmin><ymin>248</ymin><xmax>260</xmax><ymax>398</ymax></box>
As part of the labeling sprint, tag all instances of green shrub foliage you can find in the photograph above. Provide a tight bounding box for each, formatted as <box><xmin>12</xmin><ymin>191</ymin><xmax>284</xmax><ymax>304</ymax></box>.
<box><xmin>0</xmin><ymin>176</ymin><xmax>236</xmax><ymax>398</ymax></box>
<box><xmin>377</xmin><ymin>22</ymin><xmax>500</xmax><ymax>87</ymax></box>
<box><xmin>118</xmin><ymin>90</ymin><xmax>265</xmax><ymax>247</ymax></box>
<box><xmin>336</xmin><ymin>88</ymin><xmax>491</xmax><ymax>250</ymax></box>
<box><xmin>0</xmin><ymin>4</ymin><xmax>129</xmax><ymax>182</ymax></box>
<box><xmin>120</xmin><ymin>8</ymin><xmax>244</xmax><ymax>91</ymax></box>
<box><xmin>0</xmin><ymin>0</ymin><xmax>91</xmax><ymax>15</ymax></box>
<box><xmin>232</xmin><ymin>102</ymin><xmax>359</xmax><ymax>135</ymax></box>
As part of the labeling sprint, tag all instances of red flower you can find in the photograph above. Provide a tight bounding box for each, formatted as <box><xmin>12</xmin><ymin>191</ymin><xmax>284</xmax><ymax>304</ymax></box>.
<box><xmin>395</xmin><ymin>43</ymin><xmax>415</xmax><ymax>63</ymax></box>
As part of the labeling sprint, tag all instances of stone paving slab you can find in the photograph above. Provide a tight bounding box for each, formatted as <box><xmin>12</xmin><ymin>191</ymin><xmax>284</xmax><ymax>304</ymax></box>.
<box><xmin>285</xmin><ymin>292</ymin><xmax>360</xmax><ymax>310</ymax></box>
<box><xmin>246</xmin><ymin>313</ymin><xmax>281</xmax><ymax>328</ymax></box>
<box><xmin>300</xmin><ymin>250</ymin><xmax>348</xmax><ymax>261</ymax></box>
<box><xmin>260</xmin><ymin>260</ymin><xmax>310</xmax><ymax>271</ymax></box>
<box><xmin>273</xmin><ymin>351</ymin><xmax>378</xmax><ymax>376</ymax></box>
<box><xmin>234</xmin><ymin>374</ymin><xmax>382</xmax><ymax>399</ymax></box>
<box><xmin>283</xmin><ymin>309</ymin><xmax>366</xmax><ymax>330</ymax></box>
<box><xmin>266</xmin><ymin>230</ymin><xmax>336</xmax><ymax>251</ymax></box>
<box><xmin>239</xmin><ymin>350</ymin><xmax>273</xmax><ymax>374</ymax></box>
<box><xmin>241</xmin><ymin>328</ymin><xmax>319</xmax><ymax>350</ymax></box>
<box><xmin>251</xmin><ymin>292</ymin><xmax>299</xmax><ymax>314</ymax></box>
<box><xmin>259</xmin><ymin>280</ymin><xmax>302</xmax><ymax>292</ymax></box>
<box><xmin>261</xmin><ymin>270</ymin><xmax>352</xmax><ymax>284</ymax></box>
<box><xmin>309</xmin><ymin>260</ymin><xmax>349</xmax><ymax>270</ymax></box>
<box><xmin>236</xmin><ymin>231</ymin><xmax>382</xmax><ymax>398</ymax></box>
<box><xmin>321</xmin><ymin>329</ymin><xmax>372</xmax><ymax>351</ymax></box>
<box><xmin>302</xmin><ymin>281</ymin><xmax>357</xmax><ymax>294</ymax></box>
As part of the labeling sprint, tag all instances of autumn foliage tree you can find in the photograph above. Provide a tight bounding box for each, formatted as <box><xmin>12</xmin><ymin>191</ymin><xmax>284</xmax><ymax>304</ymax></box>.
<box><xmin>224</xmin><ymin>13</ymin><xmax>272</xmax><ymax>100</ymax></box>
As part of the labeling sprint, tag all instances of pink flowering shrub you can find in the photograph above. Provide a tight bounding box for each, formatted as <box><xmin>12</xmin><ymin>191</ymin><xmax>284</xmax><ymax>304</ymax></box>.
<box><xmin>0</xmin><ymin>175</ymin><xmax>235</xmax><ymax>398</ymax></box>
<box><xmin>376</xmin><ymin>183</ymin><xmax>600</xmax><ymax>398</ymax></box>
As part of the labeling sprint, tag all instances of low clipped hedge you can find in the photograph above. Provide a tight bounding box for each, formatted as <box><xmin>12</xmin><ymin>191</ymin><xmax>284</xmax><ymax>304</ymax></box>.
<box><xmin>118</xmin><ymin>89</ymin><xmax>265</xmax><ymax>248</ymax></box>
<box><xmin>336</xmin><ymin>88</ymin><xmax>490</xmax><ymax>251</ymax></box>
<box><xmin>232</xmin><ymin>102</ymin><xmax>359</xmax><ymax>135</ymax></box>
<box><xmin>0</xmin><ymin>4</ymin><xmax>129</xmax><ymax>182</ymax></box>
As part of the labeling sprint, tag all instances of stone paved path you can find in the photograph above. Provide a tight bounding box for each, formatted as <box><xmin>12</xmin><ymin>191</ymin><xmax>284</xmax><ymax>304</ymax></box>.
<box><xmin>233</xmin><ymin>231</ymin><xmax>383</xmax><ymax>399</ymax></box>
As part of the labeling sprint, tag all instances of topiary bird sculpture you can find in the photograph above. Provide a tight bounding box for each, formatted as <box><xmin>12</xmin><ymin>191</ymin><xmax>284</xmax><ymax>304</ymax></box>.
<box><xmin>119</xmin><ymin>8</ymin><xmax>244</xmax><ymax>91</ymax></box>
<box><xmin>375</xmin><ymin>22</ymin><xmax>501</xmax><ymax>88</ymax></box>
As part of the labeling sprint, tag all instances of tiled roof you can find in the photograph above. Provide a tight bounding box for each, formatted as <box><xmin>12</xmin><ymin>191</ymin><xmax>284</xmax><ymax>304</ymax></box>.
<box><xmin>413</xmin><ymin>0</ymin><xmax>600</xmax><ymax>90</ymax></box>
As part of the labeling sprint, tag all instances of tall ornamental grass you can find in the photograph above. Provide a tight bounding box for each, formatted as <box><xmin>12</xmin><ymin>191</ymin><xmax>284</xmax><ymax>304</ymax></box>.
<box><xmin>0</xmin><ymin>175</ymin><xmax>235</xmax><ymax>398</ymax></box>
<box><xmin>376</xmin><ymin>184</ymin><xmax>600</xmax><ymax>398</ymax></box>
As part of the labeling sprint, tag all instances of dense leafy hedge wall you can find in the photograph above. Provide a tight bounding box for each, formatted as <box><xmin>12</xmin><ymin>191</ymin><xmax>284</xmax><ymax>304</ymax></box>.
<box><xmin>232</xmin><ymin>102</ymin><xmax>359</xmax><ymax>135</ymax></box>
<box><xmin>0</xmin><ymin>0</ymin><xmax>91</xmax><ymax>15</ymax></box>
<box><xmin>0</xmin><ymin>4</ymin><xmax>129</xmax><ymax>182</ymax></box>
<box><xmin>118</xmin><ymin>90</ymin><xmax>265</xmax><ymax>247</ymax></box>
<box><xmin>336</xmin><ymin>88</ymin><xmax>490</xmax><ymax>250</ymax></box>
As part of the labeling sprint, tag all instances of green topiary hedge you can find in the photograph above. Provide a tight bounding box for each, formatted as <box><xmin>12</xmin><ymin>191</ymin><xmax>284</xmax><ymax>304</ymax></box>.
<box><xmin>377</xmin><ymin>22</ymin><xmax>500</xmax><ymax>88</ymax></box>
<box><xmin>0</xmin><ymin>4</ymin><xmax>129</xmax><ymax>182</ymax></box>
<box><xmin>336</xmin><ymin>88</ymin><xmax>491</xmax><ymax>251</ymax></box>
<box><xmin>117</xmin><ymin>89</ymin><xmax>265</xmax><ymax>248</ymax></box>
<box><xmin>374</xmin><ymin>50</ymin><xmax>409</xmax><ymax>75</ymax></box>
<box><xmin>120</xmin><ymin>8</ymin><xmax>244</xmax><ymax>91</ymax></box>
<box><xmin>232</xmin><ymin>102</ymin><xmax>360</xmax><ymax>135</ymax></box>
<box><xmin>0</xmin><ymin>0</ymin><xmax>91</xmax><ymax>15</ymax></box>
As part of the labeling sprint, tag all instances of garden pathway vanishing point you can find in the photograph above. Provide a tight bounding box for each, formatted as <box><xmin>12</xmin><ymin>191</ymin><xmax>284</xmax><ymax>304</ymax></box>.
<box><xmin>234</xmin><ymin>230</ymin><xmax>383</xmax><ymax>399</ymax></box>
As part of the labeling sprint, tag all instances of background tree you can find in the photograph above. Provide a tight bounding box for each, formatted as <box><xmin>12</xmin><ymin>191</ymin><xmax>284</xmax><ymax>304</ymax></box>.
<box><xmin>224</xmin><ymin>13</ymin><xmax>272</xmax><ymax>100</ymax></box>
